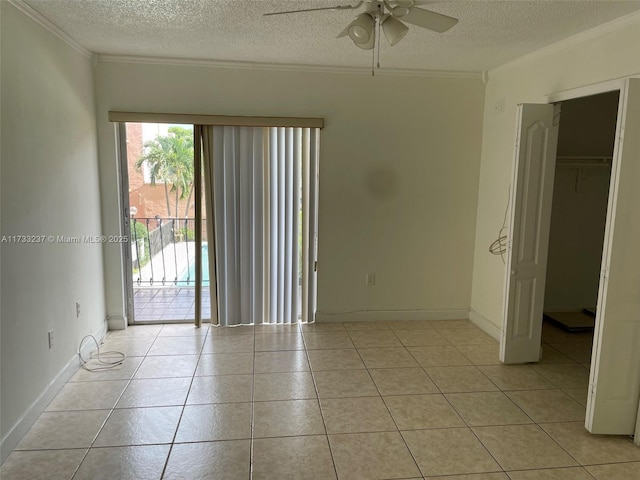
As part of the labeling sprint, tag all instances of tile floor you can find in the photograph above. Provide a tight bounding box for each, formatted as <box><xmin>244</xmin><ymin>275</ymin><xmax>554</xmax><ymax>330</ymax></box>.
<box><xmin>3</xmin><ymin>320</ymin><xmax>640</xmax><ymax>479</ymax></box>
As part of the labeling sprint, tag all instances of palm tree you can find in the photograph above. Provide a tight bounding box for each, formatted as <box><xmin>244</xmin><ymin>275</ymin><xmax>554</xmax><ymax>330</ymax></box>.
<box><xmin>135</xmin><ymin>126</ymin><xmax>194</xmax><ymax>219</ymax></box>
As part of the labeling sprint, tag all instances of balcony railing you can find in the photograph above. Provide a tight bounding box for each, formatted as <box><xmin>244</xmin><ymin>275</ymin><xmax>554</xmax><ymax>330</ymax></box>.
<box><xmin>131</xmin><ymin>217</ymin><xmax>208</xmax><ymax>287</ymax></box>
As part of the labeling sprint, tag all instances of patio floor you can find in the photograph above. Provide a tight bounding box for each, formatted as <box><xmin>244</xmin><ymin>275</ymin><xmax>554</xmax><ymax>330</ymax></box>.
<box><xmin>133</xmin><ymin>287</ymin><xmax>211</xmax><ymax>323</ymax></box>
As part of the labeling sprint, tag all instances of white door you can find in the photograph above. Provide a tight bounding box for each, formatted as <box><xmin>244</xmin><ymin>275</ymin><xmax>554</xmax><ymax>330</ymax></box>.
<box><xmin>586</xmin><ymin>78</ymin><xmax>640</xmax><ymax>435</ymax></box>
<box><xmin>501</xmin><ymin>104</ymin><xmax>560</xmax><ymax>364</ymax></box>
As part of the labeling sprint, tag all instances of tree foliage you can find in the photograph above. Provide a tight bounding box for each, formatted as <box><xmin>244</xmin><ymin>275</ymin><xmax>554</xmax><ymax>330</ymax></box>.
<box><xmin>135</xmin><ymin>126</ymin><xmax>194</xmax><ymax>218</ymax></box>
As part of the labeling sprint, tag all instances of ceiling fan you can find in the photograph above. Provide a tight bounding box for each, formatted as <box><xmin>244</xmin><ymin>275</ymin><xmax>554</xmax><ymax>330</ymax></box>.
<box><xmin>264</xmin><ymin>0</ymin><xmax>458</xmax><ymax>50</ymax></box>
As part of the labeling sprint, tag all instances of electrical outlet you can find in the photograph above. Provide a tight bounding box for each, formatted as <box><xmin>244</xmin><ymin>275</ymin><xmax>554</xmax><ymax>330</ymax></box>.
<box><xmin>366</xmin><ymin>273</ymin><xmax>376</xmax><ymax>286</ymax></box>
<box><xmin>48</xmin><ymin>330</ymin><xmax>54</xmax><ymax>349</ymax></box>
<box><xmin>76</xmin><ymin>302</ymin><xmax>81</xmax><ymax>318</ymax></box>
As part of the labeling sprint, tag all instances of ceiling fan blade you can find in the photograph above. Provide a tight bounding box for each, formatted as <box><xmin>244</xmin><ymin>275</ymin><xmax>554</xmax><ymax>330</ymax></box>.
<box><xmin>264</xmin><ymin>2</ymin><xmax>363</xmax><ymax>16</ymax></box>
<box><xmin>337</xmin><ymin>25</ymin><xmax>350</xmax><ymax>38</ymax></box>
<box><xmin>395</xmin><ymin>7</ymin><xmax>458</xmax><ymax>33</ymax></box>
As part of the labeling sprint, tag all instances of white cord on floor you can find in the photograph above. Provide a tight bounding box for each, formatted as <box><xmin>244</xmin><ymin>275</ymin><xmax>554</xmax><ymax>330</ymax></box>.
<box><xmin>78</xmin><ymin>334</ymin><xmax>126</xmax><ymax>372</ymax></box>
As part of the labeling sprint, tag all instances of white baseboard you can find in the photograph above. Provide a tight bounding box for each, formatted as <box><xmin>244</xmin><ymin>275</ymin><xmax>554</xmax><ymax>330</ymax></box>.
<box><xmin>1</xmin><ymin>322</ymin><xmax>108</xmax><ymax>464</ymax></box>
<box><xmin>468</xmin><ymin>309</ymin><xmax>502</xmax><ymax>341</ymax></box>
<box><xmin>107</xmin><ymin>315</ymin><xmax>127</xmax><ymax>330</ymax></box>
<box><xmin>315</xmin><ymin>309</ymin><xmax>469</xmax><ymax>323</ymax></box>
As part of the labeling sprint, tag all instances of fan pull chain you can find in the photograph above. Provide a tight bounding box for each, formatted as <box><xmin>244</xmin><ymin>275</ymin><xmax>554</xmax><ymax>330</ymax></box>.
<box><xmin>372</xmin><ymin>16</ymin><xmax>381</xmax><ymax>76</ymax></box>
<box><xmin>371</xmin><ymin>26</ymin><xmax>375</xmax><ymax>76</ymax></box>
<box><xmin>376</xmin><ymin>17</ymin><xmax>381</xmax><ymax>69</ymax></box>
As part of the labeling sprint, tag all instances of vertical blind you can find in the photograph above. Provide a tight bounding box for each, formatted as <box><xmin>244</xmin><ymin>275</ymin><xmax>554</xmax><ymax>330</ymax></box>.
<box><xmin>197</xmin><ymin>125</ymin><xmax>319</xmax><ymax>326</ymax></box>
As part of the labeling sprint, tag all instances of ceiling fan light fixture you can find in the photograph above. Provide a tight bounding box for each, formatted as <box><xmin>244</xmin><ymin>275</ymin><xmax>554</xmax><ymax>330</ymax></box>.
<box><xmin>354</xmin><ymin>31</ymin><xmax>375</xmax><ymax>50</ymax></box>
<box><xmin>391</xmin><ymin>5</ymin><xmax>411</xmax><ymax>18</ymax></box>
<box><xmin>347</xmin><ymin>13</ymin><xmax>375</xmax><ymax>44</ymax></box>
<box><xmin>382</xmin><ymin>15</ymin><xmax>408</xmax><ymax>45</ymax></box>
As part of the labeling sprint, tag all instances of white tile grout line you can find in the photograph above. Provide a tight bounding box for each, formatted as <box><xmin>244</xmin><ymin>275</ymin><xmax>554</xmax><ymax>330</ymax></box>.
<box><xmin>158</xmin><ymin>324</ymin><xmax>209</xmax><ymax>479</ymax></box>
<box><xmin>302</xmin><ymin>327</ymin><xmax>340</xmax><ymax>480</ymax></box>
<box><xmin>8</xmin><ymin>321</ymin><xmax>604</xmax><ymax>479</ymax></box>
<box><xmin>249</xmin><ymin>326</ymin><xmax>258</xmax><ymax>480</ymax></box>
<box><xmin>70</xmin><ymin>327</ymin><xmax>160</xmax><ymax>480</ymax></box>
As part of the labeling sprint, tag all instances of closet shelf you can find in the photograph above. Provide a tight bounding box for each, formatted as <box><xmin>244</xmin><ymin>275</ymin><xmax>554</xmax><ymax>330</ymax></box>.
<box><xmin>556</xmin><ymin>155</ymin><xmax>612</xmax><ymax>168</ymax></box>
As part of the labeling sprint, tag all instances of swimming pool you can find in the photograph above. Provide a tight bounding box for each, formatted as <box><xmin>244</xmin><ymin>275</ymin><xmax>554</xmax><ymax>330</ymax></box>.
<box><xmin>178</xmin><ymin>244</ymin><xmax>210</xmax><ymax>286</ymax></box>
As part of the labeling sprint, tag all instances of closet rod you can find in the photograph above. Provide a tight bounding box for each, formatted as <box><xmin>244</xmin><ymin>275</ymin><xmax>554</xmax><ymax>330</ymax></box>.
<box><xmin>556</xmin><ymin>155</ymin><xmax>613</xmax><ymax>161</ymax></box>
<box><xmin>556</xmin><ymin>155</ymin><xmax>612</xmax><ymax>168</ymax></box>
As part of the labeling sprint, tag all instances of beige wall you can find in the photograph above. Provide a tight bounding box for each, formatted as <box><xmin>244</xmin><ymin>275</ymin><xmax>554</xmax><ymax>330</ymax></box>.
<box><xmin>470</xmin><ymin>13</ymin><xmax>640</xmax><ymax>330</ymax></box>
<box><xmin>94</xmin><ymin>62</ymin><xmax>485</xmax><ymax>322</ymax></box>
<box><xmin>1</xmin><ymin>3</ymin><xmax>106</xmax><ymax>457</ymax></box>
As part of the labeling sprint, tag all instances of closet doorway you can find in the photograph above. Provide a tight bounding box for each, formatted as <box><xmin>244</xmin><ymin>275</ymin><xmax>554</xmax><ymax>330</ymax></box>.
<box><xmin>542</xmin><ymin>91</ymin><xmax>619</xmax><ymax>367</ymax></box>
<box><xmin>501</xmin><ymin>78</ymin><xmax>640</xmax><ymax>436</ymax></box>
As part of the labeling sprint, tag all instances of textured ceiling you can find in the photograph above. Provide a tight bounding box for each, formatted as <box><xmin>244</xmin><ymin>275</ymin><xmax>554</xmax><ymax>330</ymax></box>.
<box><xmin>22</xmin><ymin>0</ymin><xmax>640</xmax><ymax>72</ymax></box>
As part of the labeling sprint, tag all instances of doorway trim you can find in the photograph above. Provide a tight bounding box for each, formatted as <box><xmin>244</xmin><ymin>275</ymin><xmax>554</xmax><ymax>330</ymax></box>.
<box><xmin>502</xmin><ymin>76</ymin><xmax>640</xmax><ymax>440</ymax></box>
<box><xmin>503</xmin><ymin>78</ymin><xmax>624</xmax><ymax>353</ymax></box>
<box><xmin>546</xmin><ymin>78</ymin><xmax>625</xmax><ymax>103</ymax></box>
<box><xmin>116</xmin><ymin>122</ymin><xmax>136</xmax><ymax>326</ymax></box>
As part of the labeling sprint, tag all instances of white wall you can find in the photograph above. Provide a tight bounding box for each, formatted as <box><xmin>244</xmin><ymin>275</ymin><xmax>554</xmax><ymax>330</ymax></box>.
<box><xmin>0</xmin><ymin>3</ymin><xmax>106</xmax><ymax>459</ymax></box>
<box><xmin>94</xmin><ymin>62</ymin><xmax>485</xmax><ymax>323</ymax></box>
<box><xmin>470</xmin><ymin>12</ymin><xmax>640</xmax><ymax>330</ymax></box>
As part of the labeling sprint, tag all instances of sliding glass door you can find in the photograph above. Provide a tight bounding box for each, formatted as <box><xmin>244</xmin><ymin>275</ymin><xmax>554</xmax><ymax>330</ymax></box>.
<box><xmin>117</xmin><ymin>120</ymin><xmax>319</xmax><ymax>326</ymax></box>
<box><xmin>118</xmin><ymin>122</ymin><xmax>206</xmax><ymax>324</ymax></box>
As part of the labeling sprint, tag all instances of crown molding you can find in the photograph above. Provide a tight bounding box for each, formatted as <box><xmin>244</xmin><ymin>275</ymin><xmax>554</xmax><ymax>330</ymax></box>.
<box><xmin>7</xmin><ymin>0</ymin><xmax>480</xmax><ymax>79</ymax></box>
<box><xmin>491</xmin><ymin>8</ymin><xmax>640</xmax><ymax>74</ymax></box>
<box><xmin>8</xmin><ymin>0</ymin><xmax>93</xmax><ymax>59</ymax></box>
<box><xmin>97</xmin><ymin>54</ymin><xmax>483</xmax><ymax>80</ymax></box>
